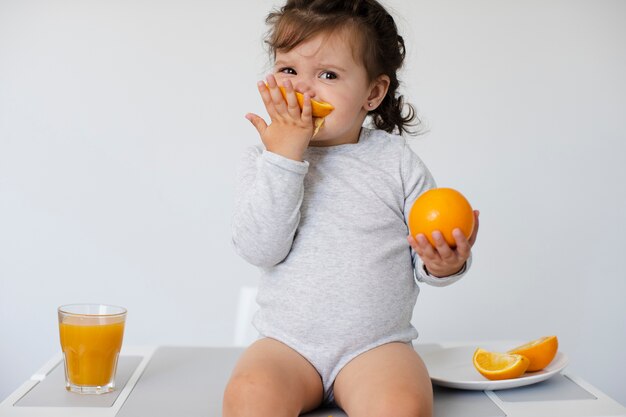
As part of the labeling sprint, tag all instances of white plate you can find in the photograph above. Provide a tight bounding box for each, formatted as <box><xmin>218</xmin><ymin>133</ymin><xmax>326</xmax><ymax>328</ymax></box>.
<box><xmin>421</xmin><ymin>343</ymin><xmax>569</xmax><ymax>390</ymax></box>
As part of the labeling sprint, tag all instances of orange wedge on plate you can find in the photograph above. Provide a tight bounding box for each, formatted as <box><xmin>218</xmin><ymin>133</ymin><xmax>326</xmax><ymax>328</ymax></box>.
<box><xmin>278</xmin><ymin>86</ymin><xmax>334</xmax><ymax>118</ymax></box>
<box><xmin>473</xmin><ymin>348</ymin><xmax>530</xmax><ymax>380</ymax></box>
<box><xmin>508</xmin><ymin>336</ymin><xmax>558</xmax><ymax>372</ymax></box>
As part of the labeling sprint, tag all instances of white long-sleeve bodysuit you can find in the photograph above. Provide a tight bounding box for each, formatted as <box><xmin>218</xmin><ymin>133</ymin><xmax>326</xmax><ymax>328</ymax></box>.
<box><xmin>232</xmin><ymin>127</ymin><xmax>469</xmax><ymax>401</ymax></box>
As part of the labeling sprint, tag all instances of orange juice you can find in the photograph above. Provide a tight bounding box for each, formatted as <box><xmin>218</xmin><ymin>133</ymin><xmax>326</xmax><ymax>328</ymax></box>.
<box><xmin>59</xmin><ymin>320</ymin><xmax>125</xmax><ymax>386</ymax></box>
<box><xmin>58</xmin><ymin>304</ymin><xmax>127</xmax><ymax>393</ymax></box>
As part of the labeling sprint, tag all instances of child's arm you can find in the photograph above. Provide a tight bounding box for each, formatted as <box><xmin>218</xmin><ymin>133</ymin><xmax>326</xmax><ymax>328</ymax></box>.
<box><xmin>231</xmin><ymin>145</ymin><xmax>308</xmax><ymax>267</ymax></box>
<box><xmin>401</xmin><ymin>143</ymin><xmax>477</xmax><ymax>285</ymax></box>
<box><xmin>232</xmin><ymin>75</ymin><xmax>316</xmax><ymax>267</ymax></box>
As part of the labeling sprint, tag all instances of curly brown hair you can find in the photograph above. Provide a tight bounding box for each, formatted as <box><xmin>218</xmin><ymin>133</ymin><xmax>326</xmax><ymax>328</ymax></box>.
<box><xmin>265</xmin><ymin>0</ymin><xmax>420</xmax><ymax>135</ymax></box>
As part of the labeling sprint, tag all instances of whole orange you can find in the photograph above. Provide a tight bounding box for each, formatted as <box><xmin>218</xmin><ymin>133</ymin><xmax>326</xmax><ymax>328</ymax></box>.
<box><xmin>408</xmin><ymin>187</ymin><xmax>475</xmax><ymax>248</ymax></box>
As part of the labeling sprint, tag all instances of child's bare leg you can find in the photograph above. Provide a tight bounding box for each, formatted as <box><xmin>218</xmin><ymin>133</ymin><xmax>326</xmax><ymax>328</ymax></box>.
<box><xmin>222</xmin><ymin>338</ymin><xmax>324</xmax><ymax>417</ymax></box>
<box><xmin>333</xmin><ymin>342</ymin><xmax>433</xmax><ymax>417</ymax></box>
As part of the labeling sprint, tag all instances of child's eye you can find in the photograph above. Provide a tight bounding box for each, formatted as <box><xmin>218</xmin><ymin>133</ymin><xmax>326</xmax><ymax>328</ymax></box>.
<box><xmin>278</xmin><ymin>67</ymin><xmax>296</xmax><ymax>75</ymax></box>
<box><xmin>319</xmin><ymin>71</ymin><xmax>337</xmax><ymax>80</ymax></box>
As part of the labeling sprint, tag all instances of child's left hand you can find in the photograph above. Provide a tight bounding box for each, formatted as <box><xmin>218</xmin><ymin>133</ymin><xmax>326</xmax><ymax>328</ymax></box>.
<box><xmin>407</xmin><ymin>210</ymin><xmax>480</xmax><ymax>278</ymax></box>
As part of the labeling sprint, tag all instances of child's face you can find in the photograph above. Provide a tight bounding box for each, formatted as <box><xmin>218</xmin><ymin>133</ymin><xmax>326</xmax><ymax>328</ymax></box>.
<box><xmin>273</xmin><ymin>29</ymin><xmax>372</xmax><ymax>146</ymax></box>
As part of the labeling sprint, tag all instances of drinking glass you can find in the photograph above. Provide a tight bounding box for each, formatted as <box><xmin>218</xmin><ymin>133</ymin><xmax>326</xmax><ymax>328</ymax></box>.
<box><xmin>58</xmin><ymin>304</ymin><xmax>127</xmax><ymax>394</ymax></box>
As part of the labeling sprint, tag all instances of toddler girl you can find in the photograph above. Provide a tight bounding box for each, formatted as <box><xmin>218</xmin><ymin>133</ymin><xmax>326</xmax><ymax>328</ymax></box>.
<box><xmin>225</xmin><ymin>1</ymin><xmax>479</xmax><ymax>416</ymax></box>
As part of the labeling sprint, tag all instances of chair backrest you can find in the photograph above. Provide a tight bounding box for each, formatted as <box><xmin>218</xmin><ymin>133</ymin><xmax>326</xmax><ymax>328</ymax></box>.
<box><xmin>233</xmin><ymin>286</ymin><xmax>259</xmax><ymax>346</ymax></box>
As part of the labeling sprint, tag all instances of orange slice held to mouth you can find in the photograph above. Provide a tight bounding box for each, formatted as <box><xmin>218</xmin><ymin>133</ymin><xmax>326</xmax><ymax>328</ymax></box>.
<box><xmin>277</xmin><ymin>86</ymin><xmax>334</xmax><ymax>118</ymax></box>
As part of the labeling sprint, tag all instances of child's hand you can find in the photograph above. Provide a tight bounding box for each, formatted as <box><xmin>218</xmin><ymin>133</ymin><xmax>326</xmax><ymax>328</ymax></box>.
<box><xmin>245</xmin><ymin>75</ymin><xmax>314</xmax><ymax>161</ymax></box>
<box><xmin>407</xmin><ymin>210</ymin><xmax>480</xmax><ymax>278</ymax></box>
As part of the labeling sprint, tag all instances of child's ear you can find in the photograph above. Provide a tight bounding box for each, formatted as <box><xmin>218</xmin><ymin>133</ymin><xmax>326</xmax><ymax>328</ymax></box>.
<box><xmin>364</xmin><ymin>74</ymin><xmax>391</xmax><ymax>110</ymax></box>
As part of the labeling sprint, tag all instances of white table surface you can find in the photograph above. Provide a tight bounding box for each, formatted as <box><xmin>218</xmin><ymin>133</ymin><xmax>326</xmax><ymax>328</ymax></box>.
<box><xmin>1</xmin><ymin>342</ymin><xmax>625</xmax><ymax>417</ymax></box>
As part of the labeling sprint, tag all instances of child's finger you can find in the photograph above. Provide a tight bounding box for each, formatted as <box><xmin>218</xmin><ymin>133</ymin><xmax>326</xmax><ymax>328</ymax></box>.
<box><xmin>257</xmin><ymin>81</ymin><xmax>278</xmax><ymax>119</ymax></box>
<box><xmin>245</xmin><ymin>113</ymin><xmax>268</xmax><ymax>136</ymax></box>
<box><xmin>407</xmin><ymin>235</ymin><xmax>421</xmax><ymax>255</ymax></box>
<box><xmin>300</xmin><ymin>92</ymin><xmax>313</xmax><ymax>121</ymax></box>
<box><xmin>468</xmin><ymin>210</ymin><xmax>480</xmax><ymax>246</ymax></box>
<box><xmin>416</xmin><ymin>233</ymin><xmax>439</xmax><ymax>262</ymax></box>
<box><xmin>282</xmin><ymin>80</ymin><xmax>301</xmax><ymax>118</ymax></box>
<box><xmin>452</xmin><ymin>228</ymin><xmax>471</xmax><ymax>259</ymax></box>
<box><xmin>265</xmin><ymin>75</ymin><xmax>288</xmax><ymax>114</ymax></box>
<box><xmin>431</xmin><ymin>230</ymin><xmax>455</xmax><ymax>261</ymax></box>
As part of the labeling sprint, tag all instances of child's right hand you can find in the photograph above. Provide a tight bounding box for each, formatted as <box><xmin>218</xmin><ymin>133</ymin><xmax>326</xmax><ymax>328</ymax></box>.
<box><xmin>245</xmin><ymin>75</ymin><xmax>314</xmax><ymax>161</ymax></box>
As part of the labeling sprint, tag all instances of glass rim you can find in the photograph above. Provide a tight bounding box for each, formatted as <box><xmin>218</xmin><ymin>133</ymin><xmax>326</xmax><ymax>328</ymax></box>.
<box><xmin>58</xmin><ymin>303</ymin><xmax>127</xmax><ymax>318</ymax></box>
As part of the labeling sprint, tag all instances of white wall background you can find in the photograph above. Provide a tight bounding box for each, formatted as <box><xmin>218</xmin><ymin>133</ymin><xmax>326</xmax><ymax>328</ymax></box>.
<box><xmin>1</xmin><ymin>0</ymin><xmax>625</xmax><ymax>406</ymax></box>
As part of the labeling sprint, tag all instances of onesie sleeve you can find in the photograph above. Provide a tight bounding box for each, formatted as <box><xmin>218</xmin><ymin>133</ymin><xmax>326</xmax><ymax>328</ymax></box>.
<box><xmin>400</xmin><ymin>141</ymin><xmax>472</xmax><ymax>286</ymax></box>
<box><xmin>231</xmin><ymin>146</ymin><xmax>309</xmax><ymax>268</ymax></box>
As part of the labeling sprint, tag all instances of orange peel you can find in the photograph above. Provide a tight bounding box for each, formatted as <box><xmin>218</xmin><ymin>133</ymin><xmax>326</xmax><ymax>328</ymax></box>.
<box><xmin>508</xmin><ymin>336</ymin><xmax>558</xmax><ymax>372</ymax></box>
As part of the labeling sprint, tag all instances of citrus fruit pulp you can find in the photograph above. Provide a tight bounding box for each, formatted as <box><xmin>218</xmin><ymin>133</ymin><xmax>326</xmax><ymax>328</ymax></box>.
<box><xmin>508</xmin><ymin>336</ymin><xmax>558</xmax><ymax>372</ymax></box>
<box><xmin>472</xmin><ymin>348</ymin><xmax>530</xmax><ymax>381</ymax></box>
<box><xmin>408</xmin><ymin>187</ymin><xmax>474</xmax><ymax>248</ymax></box>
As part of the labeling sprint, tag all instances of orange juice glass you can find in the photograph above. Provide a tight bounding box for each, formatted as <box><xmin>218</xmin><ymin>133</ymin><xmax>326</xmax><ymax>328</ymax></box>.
<box><xmin>58</xmin><ymin>304</ymin><xmax>127</xmax><ymax>394</ymax></box>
